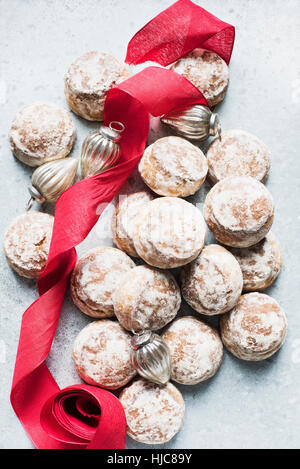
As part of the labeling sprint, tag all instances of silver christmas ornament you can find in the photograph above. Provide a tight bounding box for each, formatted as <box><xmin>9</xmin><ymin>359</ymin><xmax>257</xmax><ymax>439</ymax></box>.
<box><xmin>27</xmin><ymin>157</ymin><xmax>78</xmax><ymax>210</ymax></box>
<box><xmin>130</xmin><ymin>330</ymin><xmax>172</xmax><ymax>386</ymax></box>
<box><xmin>81</xmin><ymin>121</ymin><xmax>124</xmax><ymax>178</ymax></box>
<box><xmin>161</xmin><ymin>104</ymin><xmax>221</xmax><ymax>141</ymax></box>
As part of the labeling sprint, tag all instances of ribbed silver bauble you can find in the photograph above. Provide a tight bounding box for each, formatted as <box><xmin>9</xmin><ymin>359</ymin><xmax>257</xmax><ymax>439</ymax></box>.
<box><xmin>161</xmin><ymin>104</ymin><xmax>221</xmax><ymax>141</ymax></box>
<box><xmin>81</xmin><ymin>121</ymin><xmax>124</xmax><ymax>178</ymax></box>
<box><xmin>131</xmin><ymin>331</ymin><xmax>172</xmax><ymax>386</ymax></box>
<box><xmin>27</xmin><ymin>157</ymin><xmax>78</xmax><ymax>209</ymax></box>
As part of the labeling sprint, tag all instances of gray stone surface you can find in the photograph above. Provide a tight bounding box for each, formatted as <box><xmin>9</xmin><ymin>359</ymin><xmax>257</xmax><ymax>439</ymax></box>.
<box><xmin>0</xmin><ymin>0</ymin><xmax>300</xmax><ymax>450</ymax></box>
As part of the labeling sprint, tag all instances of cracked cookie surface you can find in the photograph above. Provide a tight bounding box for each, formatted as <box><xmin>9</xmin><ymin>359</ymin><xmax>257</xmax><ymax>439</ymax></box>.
<box><xmin>4</xmin><ymin>211</ymin><xmax>54</xmax><ymax>278</ymax></box>
<box><xmin>220</xmin><ymin>293</ymin><xmax>287</xmax><ymax>361</ymax></box>
<box><xmin>65</xmin><ymin>51</ymin><xmax>130</xmax><ymax>121</ymax></box>
<box><xmin>70</xmin><ymin>246</ymin><xmax>135</xmax><ymax>318</ymax></box>
<box><xmin>73</xmin><ymin>320</ymin><xmax>136</xmax><ymax>389</ymax></box>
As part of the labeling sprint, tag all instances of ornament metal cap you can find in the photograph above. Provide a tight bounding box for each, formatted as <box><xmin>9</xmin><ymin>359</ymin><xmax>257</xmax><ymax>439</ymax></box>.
<box><xmin>27</xmin><ymin>186</ymin><xmax>45</xmax><ymax>210</ymax></box>
<box><xmin>100</xmin><ymin>121</ymin><xmax>124</xmax><ymax>142</ymax></box>
<box><xmin>131</xmin><ymin>330</ymin><xmax>153</xmax><ymax>350</ymax></box>
<box><xmin>209</xmin><ymin>112</ymin><xmax>221</xmax><ymax>138</ymax></box>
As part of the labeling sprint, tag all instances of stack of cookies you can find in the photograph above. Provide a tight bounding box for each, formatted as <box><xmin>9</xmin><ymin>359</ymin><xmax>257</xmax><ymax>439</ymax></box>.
<box><xmin>71</xmin><ymin>129</ymin><xmax>286</xmax><ymax>444</ymax></box>
<box><xmin>4</xmin><ymin>47</ymin><xmax>287</xmax><ymax>446</ymax></box>
<box><xmin>68</xmin><ymin>49</ymin><xmax>286</xmax><ymax>446</ymax></box>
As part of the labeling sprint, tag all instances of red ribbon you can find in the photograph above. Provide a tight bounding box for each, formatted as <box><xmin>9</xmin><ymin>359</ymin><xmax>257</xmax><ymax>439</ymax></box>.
<box><xmin>10</xmin><ymin>1</ymin><xmax>235</xmax><ymax>449</ymax></box>
<box><xmin>10</xmin><ymin>67</ymin><xmax>207</xmax><ymax>449</ymax></box>
<box><xmin>126</xmin><ymin>0</ymin><xmax>235</xmax><ymax>66</ymax></box>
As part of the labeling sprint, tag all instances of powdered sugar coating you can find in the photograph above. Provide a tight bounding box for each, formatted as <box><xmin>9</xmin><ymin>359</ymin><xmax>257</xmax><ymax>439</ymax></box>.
<box><xmin>64</xmin><ymin>51</ymin><xmax>130</xmax><ymax>121</ymax></box>
<box><xmin>138</xmin><ymin>136</ymin><xmax>208</xmax><ymax>197</ymax></box>
<box><xmin>220</xmin><ymin>293</ymin><xmax>287</xmax><ymax>361</ymax></box>
<box><xmin>113</xmin><ymin>265</ymin><xmax>181</xmax><ymax>332</ymax></box>
<box><xmin>207</xmin><ymin>130</ymin><xmax>271</xmax><ymax>185</ymax></box>
<box><xmin>4</xmin><ymin>211</ymin><xmax>54</xmax><ymax>278</ymax></box>
<box><xmin>73</xmin><ymin>320</ymin><xmax>136</xmax><ymax>389</ymax></box>
<box><xmin>162</xmin><ymin>316</ymin><xmax>223</xmax><ymax>385</ymax></box>
<box><xmin>204</xmin><ymin>176</ymin><xmax>274</xmax><ymax>248</ymax></box>
<box><xmin>181</xmin><ymin>245</ymin><xmax>243</xmax><ymax>316</ymax></box>
<box><xmin>133</xmin><ymin>197</ymin><xmax>206</xmax><ymax>269</ymax></box>
<box><xmin>111</xmin><ymin>191</ymin><xmax>155</xmax><ymax>257</ymax></box>
<box><xmin>119</xmin><ymin>379</ymin><xmax>185</xmax><ymax>444</ymax></box>
<box><xmin>70</xmin><ymin>247</ymin><xmax>135</xmax><ymax>318</ymax></box>
<box><xmin>170</xmin><ymin>49</ymin><xmax>229</xmax><ymax>107</ymax></box>
<box><xmin>229</xmin><ymin>231</ymin><xmax>282</xmax><ymax>291</ymax></box>
<box><xmin>9</xmin><ymin>102</ymin><xmax>76</xmax><ymax>167</ymax></box>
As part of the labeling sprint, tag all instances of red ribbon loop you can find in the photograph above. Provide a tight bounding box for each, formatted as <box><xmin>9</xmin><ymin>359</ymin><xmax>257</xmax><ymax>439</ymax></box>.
<box><xmin>40</xmin><ymin>385</ymin><xmax>126</xmax><ymax>449</ymax></box>
<box><xmin>125</xmin><ymin>0</ymin><xmax>235</xmax><ymax>66</ymax></box>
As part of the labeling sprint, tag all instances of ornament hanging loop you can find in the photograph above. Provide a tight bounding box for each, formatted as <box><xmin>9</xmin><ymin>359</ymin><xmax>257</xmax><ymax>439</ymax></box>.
<box><xmin>100</xmin><ymin>121</ymin><xmax>124</xmax><ymax>142</ymax></box>
<box><xmin>109</xmin><ymin>121</ymin><xmax>125</xmax><ymax>135</ymax></box>
<box><xmin>26</xmin><ymin>185</ymin><xmax>45</xmax><ymax>211</ymax></box>
<box><xmin>26</xmin><ymin>197</ymin><xmax>34</xmax><ymax>211</ymax></box>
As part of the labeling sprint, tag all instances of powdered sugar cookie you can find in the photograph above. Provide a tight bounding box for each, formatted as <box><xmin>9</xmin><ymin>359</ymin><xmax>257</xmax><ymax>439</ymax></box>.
<box><xmin>4</xmin><ymin>211</ymin><xmax>54</xmax><ymax>278</ymax></box>
<box><xmin>64</xmin><ymin>51</ymin><xmax>130</xmax><ymax>121</ymax></box>
<box><xmin>111</xmin><ymin>190</ymin><xmax>155</xmax><ymax>257</ymax></box>
<box><xmin>220</xmin><ymin>293</ymin><xmax>287</xmax><ymax>361</ymax></box>
<box><xmin>73</xmin><ymin>320</ymin><xmax>136</xmax><ymax>389</ymax></box>
<box><xmin>181</xmin><ymin>245</ymin><xmax>243</xmax><ymax>316</ymax></box>
<box><xmin>207</xmin><ymin>130</ymin><xmax>271</xmax><ymax>185</ymax></box>
<box><xmin>229</xmin><ymin>232</ymin><xmax>282</xmax><ymax>291</ymax></box>
<box><xmin>70</xmin><ymin>247</ymin><xmax>135</xmax><ymax>318</ymax></box>
<box><xmin>162</xmin><ymin>316</ymin><xmax>223</xmax><ymax>385</ymax></box>
<box><xmin>138</xmin><ymin>136</ymin><xmax>208</xmax><ymax>197</ymax></box>
<box><xmin>204</xmin><ymin>176</ymin><xmax>274</xmax><ymax>248</ymax></box>
<box><xmin>119</xmin><ymin>379</ymin><xmax>185</xmax><ymax>444</ymax></box>
<box><xmin>133</xmin><ymin>197</ymin><xmax>206</xmax><ymax>268</ymax></box>
<box><xmin>170</xmin><ymin>49</ymin><xmax>229</xmax><ymax>107</ymax></box>
<box><xmin>113</xmin><ymin>265</ymin><xmax>181</xmax><ymax>332</ymax></box>
<box><xmin>9</xmin><ymin>103</ymin><xmax>76</xmax><ymax>167</ymax></box>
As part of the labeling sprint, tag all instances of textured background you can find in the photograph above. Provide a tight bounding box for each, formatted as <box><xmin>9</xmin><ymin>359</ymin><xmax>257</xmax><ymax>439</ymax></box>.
<box><xmin>0</xmin><ymin>0</ymin><xmax>300</xmax><ymax>449</ymax></box>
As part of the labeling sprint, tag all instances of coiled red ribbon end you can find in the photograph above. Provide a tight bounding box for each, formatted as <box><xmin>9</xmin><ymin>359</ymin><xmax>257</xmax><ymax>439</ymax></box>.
<box><xmin>40</xmin><ymin>385</ymin><xmax>126</xmax><ymax>449</ymax></box>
